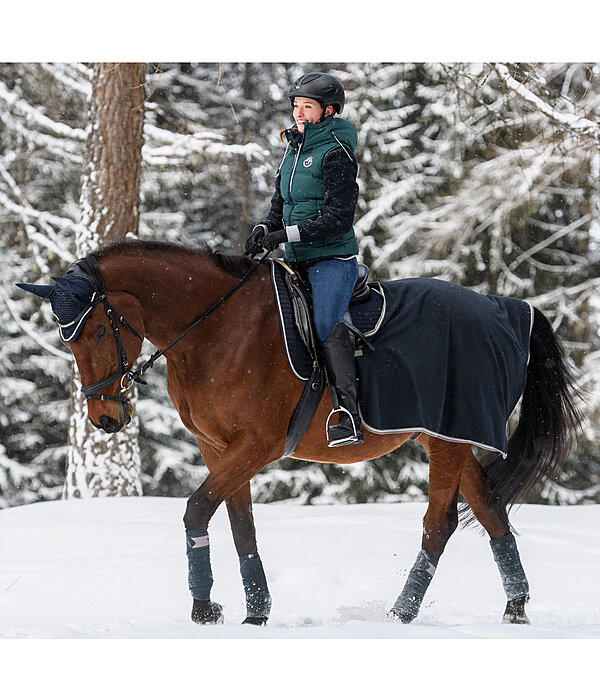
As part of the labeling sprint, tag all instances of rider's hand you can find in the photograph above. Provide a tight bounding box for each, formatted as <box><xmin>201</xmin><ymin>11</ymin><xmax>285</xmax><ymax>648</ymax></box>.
<box><xmin>244</xmin><ymin>224</ymin><xmax>267</xmax><ymax>255</ymax></box>
<box><xmin>261</xmin><ymin>228</ymin><xmax>287</xmax><ymax>252</ymax></box>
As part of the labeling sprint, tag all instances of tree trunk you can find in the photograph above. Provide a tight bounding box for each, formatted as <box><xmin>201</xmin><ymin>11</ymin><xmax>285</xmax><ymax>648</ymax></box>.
<box><xmin>65</xmin><ymin>63</ymin><xmax>145</xmax><ymax>498</ymax></box>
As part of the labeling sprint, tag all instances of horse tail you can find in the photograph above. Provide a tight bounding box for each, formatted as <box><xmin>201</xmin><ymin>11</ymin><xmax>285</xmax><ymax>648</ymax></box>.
<box><xmin>483</xmin><ymin>306</ymin><xmax>584</xmax><ymax>530</ymax></box>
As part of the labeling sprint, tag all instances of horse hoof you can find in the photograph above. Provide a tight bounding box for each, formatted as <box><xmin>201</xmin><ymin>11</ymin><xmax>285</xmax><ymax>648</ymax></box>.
<box><xmin>387</xmin><ymin>607</ymin><xmax>417</xmax><ymax>624</ymax></box>
<box><xmin>242</xmin><ymin>616</ymin><xmax>268</xmax><ymax>626</ymax></box>
<box><xmin>502</xmin><ymin>595</ymin><xmax>530</xmax><ymax>624</ymax></box>
<box><xmin>191</xmin><ymin>599</ymin><xmax>224</xmax><ymax>625</ymax></box>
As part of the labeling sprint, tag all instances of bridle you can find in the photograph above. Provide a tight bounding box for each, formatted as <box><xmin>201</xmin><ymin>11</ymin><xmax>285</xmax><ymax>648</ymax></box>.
<box><xmin>66</xmin><ymin>257</ymin><xmax>144</xmax><ymax>406</ymax></box>
<box><xmin>80</xmin><ymin>293</ymin><xmax>144</xmax><ymax>405</ymax></box>
<box><xmin>71</xmin><ymin>249</ymin><xmax>271</xmax><ymax>406</ymax></box>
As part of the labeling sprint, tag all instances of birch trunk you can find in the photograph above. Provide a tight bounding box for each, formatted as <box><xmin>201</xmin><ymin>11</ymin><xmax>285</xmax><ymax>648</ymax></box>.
<box><xmin>65</xmin><ymin>63</ymin><xmax>145</xmax><ymax>498</ymax></box>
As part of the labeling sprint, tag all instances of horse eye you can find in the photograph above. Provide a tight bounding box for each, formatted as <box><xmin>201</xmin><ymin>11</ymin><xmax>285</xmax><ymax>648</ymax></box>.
<box><xmin>95</xmin><ymin>326</ymin><xmax>107</xmax><ymax>342</ymax></box>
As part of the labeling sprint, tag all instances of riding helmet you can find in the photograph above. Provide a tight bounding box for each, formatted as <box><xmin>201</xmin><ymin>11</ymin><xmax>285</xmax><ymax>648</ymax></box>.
<box><xmin>286</xmin><ymin>72</ymin><xmax>345</xmax><ymax>114</ymax></box>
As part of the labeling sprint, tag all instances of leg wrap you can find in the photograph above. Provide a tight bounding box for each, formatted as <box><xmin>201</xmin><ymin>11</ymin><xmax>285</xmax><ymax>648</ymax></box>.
<box><xmin>186</xmin><ymin>529</ymin><xmax>213</xmax><ymax>600</ymax></box>
<box><xmin>391</xmin><ymin>549</ymin><xmax>438</xmax><ymax>622</ymax></box>
<box><xmin>240</xmin><ymin>553</ymin><xmax>271</xmax><ymax>619</ymax></box>
<box><xmin>490</xmin><ymin>533</ymin><xmax>529</xmax><ymax>601</ymax></box>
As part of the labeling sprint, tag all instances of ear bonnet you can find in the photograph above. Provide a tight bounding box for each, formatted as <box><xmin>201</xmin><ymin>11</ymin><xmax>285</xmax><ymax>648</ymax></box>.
<box><xmin>17</xmin><ymin>257</ymin><xmax>105</xmax><ymax>343</ymax></box>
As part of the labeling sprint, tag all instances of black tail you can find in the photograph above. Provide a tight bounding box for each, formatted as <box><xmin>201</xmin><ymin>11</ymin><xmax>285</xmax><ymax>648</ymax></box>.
<box><xmin>482</xmin><ymin>306</ymin><xmax>584</xmax><ymax>530</ymax></box>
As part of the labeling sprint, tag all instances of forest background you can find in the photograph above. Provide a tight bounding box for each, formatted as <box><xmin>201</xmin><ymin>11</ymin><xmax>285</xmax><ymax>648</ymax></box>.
<box><xmin>1</xmin><ymin>62</ymin><xmax>599</xmax><ymax>509</ymax></box>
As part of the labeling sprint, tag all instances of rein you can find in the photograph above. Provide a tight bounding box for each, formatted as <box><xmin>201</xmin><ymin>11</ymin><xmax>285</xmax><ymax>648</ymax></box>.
<box><xmin>80</xmin><ymin>248</ymin><xmax>271</xmax><ymax>403</ymax></box>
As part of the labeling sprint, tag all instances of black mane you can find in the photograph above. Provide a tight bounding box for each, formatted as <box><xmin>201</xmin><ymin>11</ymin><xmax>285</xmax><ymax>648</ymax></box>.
<box><xmin>93</xmin><ymin>239</ymin><xmax>259</xmax><ymax>279</ymax></box>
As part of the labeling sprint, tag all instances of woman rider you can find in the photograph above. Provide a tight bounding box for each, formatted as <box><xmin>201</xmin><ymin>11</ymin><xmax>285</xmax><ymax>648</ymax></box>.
<box><xmin>245</xmin><ymin>72</ymin><xmax>364</xmax><ymax>447</ymax></box>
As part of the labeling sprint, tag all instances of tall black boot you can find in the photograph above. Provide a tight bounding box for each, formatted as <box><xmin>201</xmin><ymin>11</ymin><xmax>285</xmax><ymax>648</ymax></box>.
<box><xmin>321</xmin><ymin>322</ymin><xmax>364</xmax><ymax>447</ymax></box>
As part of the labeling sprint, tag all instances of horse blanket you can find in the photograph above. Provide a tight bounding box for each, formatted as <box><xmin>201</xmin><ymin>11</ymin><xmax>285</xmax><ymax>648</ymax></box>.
<box><xmin>270</xmin><ymin>263</ymin><xmax>533</xmax><ymax>456</ymax></box>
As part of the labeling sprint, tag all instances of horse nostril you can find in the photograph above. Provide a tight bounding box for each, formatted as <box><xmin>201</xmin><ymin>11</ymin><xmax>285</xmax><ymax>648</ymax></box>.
<box><xmin>99</xmin><ymin>414</ymin><xmax>122</xmax><ymax>433</ymax></box>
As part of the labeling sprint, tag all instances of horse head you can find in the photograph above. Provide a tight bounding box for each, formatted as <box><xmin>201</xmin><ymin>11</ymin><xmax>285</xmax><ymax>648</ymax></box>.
<box><xmin>17</xmin><ymin>262</ymin><xmax>146</xmax><ymax>434</ymax></box>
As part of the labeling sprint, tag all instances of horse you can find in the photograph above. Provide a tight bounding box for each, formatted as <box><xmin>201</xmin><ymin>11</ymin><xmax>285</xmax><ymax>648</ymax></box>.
<box><xmin>18</xmin><ymin>239</ymin><xmax>583</xmax><ymax>626</ymax></box>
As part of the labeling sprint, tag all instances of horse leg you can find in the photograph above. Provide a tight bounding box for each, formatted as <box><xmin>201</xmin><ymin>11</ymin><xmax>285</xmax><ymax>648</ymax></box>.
<box><xmin>225</xmin><ymin>482</ymin><xmax>272</xmax><ymax>626</ymax></box>
<box><xmin>459</xmin><ymin>452</ymin><xmax>530</xmax><ymax>623</ymax></box>
<box><xmin>389</xmin><ymin>438</ymin><xmax>471</xmax><ymax>623</ymax></box>
<box><xmin>183</xmin><ymin>434</ymin><xmax>278</xmax><ymax>625</ymax></box>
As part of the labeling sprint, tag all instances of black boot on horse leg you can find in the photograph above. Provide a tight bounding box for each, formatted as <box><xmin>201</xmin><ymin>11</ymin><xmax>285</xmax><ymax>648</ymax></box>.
<box><xmin>321</xmin><ymin>322</ymin><xmax>364</xmax><ymax>447</ymax></box>
<box><xmin>389</xmin><ymin>549</ymin><xmax>439</xmax><ymax>623</ymax></box>
<box><xmin>458</xmin><ymin>453</ymin><xmax>531</xmax><ymax>624</ymax></box>
<box><xmin>184</xmin><ymin>490</ymin><xmax>224</xmax><ymax>625</ymax></box>
<box><xmin>186</xmin><ymin>529</ymin><xmax>224</xmax><ymax>625</ymax></box>
<box><xmin>226</xmin><ymin>484</ymin><xmax>272</xmax><ymax>626</ymax></box>
<box><xmin>389</xmin><ymin>441</ymin><xmax>466</xmax><ymax>623</ymax></box>
<box><xmin>490</xmin><ymin>533</ymin><xmax>530</xmax><ymax>624</ymax></box>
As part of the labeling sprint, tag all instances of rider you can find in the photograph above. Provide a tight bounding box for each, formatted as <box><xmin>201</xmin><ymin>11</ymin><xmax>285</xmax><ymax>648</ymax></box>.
<box><xmin>245</xmin><ymin>72</ymin><xmax>364</xmax><ymax>447</ymax></box>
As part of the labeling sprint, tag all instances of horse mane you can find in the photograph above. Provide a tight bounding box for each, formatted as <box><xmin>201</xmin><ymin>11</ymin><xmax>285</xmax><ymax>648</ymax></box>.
<box><xmin>93</xmin><ymin>239</ymin><xmax>258</xmax><ymax>279</ymax></box>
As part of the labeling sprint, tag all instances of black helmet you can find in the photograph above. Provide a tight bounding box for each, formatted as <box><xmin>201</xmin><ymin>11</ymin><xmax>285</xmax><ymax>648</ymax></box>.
<box><xmin>286</xmin><ymin>72</ymin><xmax>345</xmax><ymax>114</ymax></box>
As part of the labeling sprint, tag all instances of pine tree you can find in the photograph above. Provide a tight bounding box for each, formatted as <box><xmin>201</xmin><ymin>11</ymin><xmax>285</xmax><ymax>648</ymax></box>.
<box><xmin>65</xmin><ymin>63</ymin><xmax>146</xmax><ymax>498</ymax></box>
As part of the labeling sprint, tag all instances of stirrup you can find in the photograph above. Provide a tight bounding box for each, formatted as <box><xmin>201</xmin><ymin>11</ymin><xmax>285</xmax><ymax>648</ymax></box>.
<box><xmin>326</xmin><ymin>406</ymin><xmax>362</xmax><ymax>447</ymax></box>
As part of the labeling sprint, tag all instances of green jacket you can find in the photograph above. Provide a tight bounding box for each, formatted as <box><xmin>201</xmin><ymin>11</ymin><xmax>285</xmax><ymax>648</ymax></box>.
<box><xmin>278</xmin><ymin>116</ymin><xmax>359</xmax><ymax>263</ymax></box>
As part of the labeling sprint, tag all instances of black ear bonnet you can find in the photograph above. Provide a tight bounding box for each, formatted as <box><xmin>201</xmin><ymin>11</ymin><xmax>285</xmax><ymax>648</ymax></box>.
<box><xmin>17</xmin><ymin>256</ymin><xmax>105</xmax><ymax>343</ymax></box>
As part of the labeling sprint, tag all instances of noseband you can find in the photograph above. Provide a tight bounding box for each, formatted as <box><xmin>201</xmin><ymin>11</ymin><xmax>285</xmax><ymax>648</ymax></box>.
<box><xmin>67</xmin><ymin>257</ymin><xmax>144</xmax><ymax>405</ymax></box>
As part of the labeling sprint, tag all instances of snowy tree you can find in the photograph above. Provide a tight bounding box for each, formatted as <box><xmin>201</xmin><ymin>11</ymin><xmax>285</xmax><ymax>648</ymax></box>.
<box><xmin>65</xmin><ymin>63</ymin><xmax>147</xmax><ymax>497</ymax></box>
<box><xmin>0</xmin><ymin>63</ymin><xmax>87</xmax><ymax>506</ymax></box>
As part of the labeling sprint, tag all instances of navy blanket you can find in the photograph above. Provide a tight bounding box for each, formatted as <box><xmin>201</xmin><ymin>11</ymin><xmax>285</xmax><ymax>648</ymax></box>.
<box><xmin>355</xmin><ymin>278</ymin><xmax>532</xmax><ymax>456</ymax></box>
<box><xmin>271</xmin><ymin>266</ymin><xmax>532</xmax><ymax>456</ymax></box>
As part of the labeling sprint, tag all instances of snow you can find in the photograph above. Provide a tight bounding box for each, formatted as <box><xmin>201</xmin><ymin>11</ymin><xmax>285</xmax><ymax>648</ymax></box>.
<box><xmin>2</xmin><ymin>498</ymin><xmax>597</xmax><ymax>700</ymax></box>
<box><xmin>0</xmin><ymin>496</ymin><xmax>598</xmax><ymax>640</ymax></box>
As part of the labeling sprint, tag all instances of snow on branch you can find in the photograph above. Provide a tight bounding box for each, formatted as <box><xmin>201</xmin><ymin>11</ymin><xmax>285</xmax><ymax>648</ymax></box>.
<box><xmin>495</xmin><ymin>64</ymin><xmax>600</xmax><ymax>141</ymax></box>
<box><xmin>40</xmin><ymin>63</ymin><xmax>92</xmax><ymax>98</ymax></box>
<box><xmin>0</xmin><ymin>284</ymin><xmax>72</xmax><ymax>361</ymax></box>
<box><xmin>0</xmin><ymin>79</ymin><xmax>86</xmax><ymax>142</ymax></box>
<box><xmin>508</xmin><ymin>213</ymin><xmax>593</xmax><ymax>272</ymax></box>
<box><xmin>143</xmin><ymin>124</ymin><xmax>269</xmax><ymax>165</ymax></box>
<box><xmin>0</xmin><ymin>162</ymin><xmax>76</xmax><ymax>261</ymax></box>
<box><xmin>0</xmin><ymin>188</ymin><xmax>79</xmax><ymax>244</ymax></box>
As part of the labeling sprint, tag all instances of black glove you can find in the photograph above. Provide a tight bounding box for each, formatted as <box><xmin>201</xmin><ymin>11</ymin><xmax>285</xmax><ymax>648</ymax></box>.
<box><xmin>244</xmin><ymin>224</ymin><xmax>267</xmax><ymax>255</ymax></box>
<box><xmin>262</xmin><ymin>228</ymin><xmax>287</xmax><ymax>252</ymax></box>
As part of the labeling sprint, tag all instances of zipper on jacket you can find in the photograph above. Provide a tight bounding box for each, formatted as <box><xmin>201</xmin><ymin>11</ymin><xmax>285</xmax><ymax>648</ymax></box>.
<box><xmin>287</xmin><ymin>130</ymin><xmax>305</xmax><ymax>225</ymax></box>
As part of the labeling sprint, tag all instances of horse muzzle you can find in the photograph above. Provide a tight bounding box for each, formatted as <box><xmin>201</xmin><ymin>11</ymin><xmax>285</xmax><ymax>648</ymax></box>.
<box><xmin>89</xmin><ymin>401</ymin><xmax>133</xmax><ymax>433</ymax></box>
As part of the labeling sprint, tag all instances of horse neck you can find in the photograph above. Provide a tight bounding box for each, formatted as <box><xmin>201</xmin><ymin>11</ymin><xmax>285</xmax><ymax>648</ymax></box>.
<box><xmin>97</xmin><ymin>249</ymin><xmax>239</xmax><ymax>349</ymax></box>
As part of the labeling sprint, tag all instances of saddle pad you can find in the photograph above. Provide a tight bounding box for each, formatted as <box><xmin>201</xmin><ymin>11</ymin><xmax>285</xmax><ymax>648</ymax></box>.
<box><xmin>355</xmin><ymin>277</ymin><xmax>532</xmax><ymax>456</ymax></box>
<box><xmin>270</xmin><ymin>260</ymin><xmax>385</xmax><ymax>381</ymax></box>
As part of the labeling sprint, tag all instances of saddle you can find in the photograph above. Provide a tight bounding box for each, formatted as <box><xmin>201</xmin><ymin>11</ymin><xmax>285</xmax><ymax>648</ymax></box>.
<box><xmin>271</xmin><ymin>259</ymin><xmax>385</xmax><ymax>456</ymax></box>
<box><xmin>281</xmin><ymin>259</ymin><xmax>374</xmax><ymax>367</ymax></box>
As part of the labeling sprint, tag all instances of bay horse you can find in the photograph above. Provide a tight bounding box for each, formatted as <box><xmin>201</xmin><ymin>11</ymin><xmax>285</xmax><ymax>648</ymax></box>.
<box><xmin>19</xmin><ymin>240</ymin><xmax>582</xmax><ymax>626</ymax></box>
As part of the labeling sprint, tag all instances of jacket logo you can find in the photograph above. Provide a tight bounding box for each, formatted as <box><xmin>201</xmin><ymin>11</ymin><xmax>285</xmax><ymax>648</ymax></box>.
<box><xmin>303</xmin><ymin>156</ymin><xmax>314</xmax><ymax>168</ymax></box>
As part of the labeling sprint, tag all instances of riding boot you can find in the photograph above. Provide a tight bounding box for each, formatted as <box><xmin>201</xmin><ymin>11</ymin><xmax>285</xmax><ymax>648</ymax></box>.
<box><xmin>321</xmin><ymin>322</ymin><xmax>364</xmax><ymax>447</ymax></box>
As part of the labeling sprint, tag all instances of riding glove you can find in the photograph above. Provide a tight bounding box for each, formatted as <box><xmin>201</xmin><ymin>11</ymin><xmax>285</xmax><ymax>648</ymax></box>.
<box><xmin>261</xmin><ymin>228</ymin><xmax>287</xmax><ymax>252</ymax></box>
<box><xmin>244</xmin><ymin>224</ymin><xmax>267</xmax><ymax>255</ymax></box>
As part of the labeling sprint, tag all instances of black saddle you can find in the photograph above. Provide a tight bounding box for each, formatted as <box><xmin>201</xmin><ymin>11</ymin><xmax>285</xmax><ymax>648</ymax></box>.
<box><xmin>282</xmin><ymin>261</ymin><xmax>374</xmax><ymax>367</ymax></box>
<box><xmin>270</xmin><ymin>259</ymin><xmax>385</xmax><ymax>456</ymax></box>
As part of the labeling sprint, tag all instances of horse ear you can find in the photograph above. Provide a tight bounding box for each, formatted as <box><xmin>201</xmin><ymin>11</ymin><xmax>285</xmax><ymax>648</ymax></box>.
<box><xmin>51</xmin><ymin>275</ymin><xmax>92</xmax><ymax>298</ymax></box>
<box><xmin>15</xmin><ymin>282</ymin><xmax>55</xmax><ymax>300</ymax></box>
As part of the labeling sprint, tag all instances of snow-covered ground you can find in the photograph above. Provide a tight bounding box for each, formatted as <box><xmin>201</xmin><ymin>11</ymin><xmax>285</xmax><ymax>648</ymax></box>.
<box><xmin>1</xmin><ymin>497</ymin><xmax>598</xmax><ymax>699</ymax></box>
<box><xmin>0</xmin><ymin>497</ymin><xmax>598</xmax><ymax>639</ymax></box>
